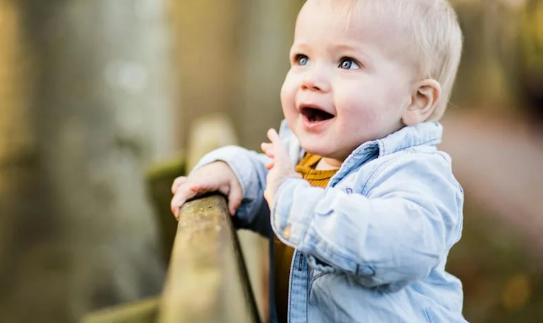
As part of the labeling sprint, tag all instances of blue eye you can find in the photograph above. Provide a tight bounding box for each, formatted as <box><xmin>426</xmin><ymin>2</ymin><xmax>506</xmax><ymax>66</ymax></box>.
<box><xmin>339</xmin><ymin>58</ymin><xmax>360</xmax><ymax>70</ymax></box>
<box><xmin>296</xmin><ymin>55</ymin><xmax>309</xmax><ymax>66</ymax></box>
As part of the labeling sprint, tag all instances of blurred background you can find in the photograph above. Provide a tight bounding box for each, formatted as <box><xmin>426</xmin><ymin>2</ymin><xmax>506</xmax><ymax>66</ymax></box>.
<box><xmin>0</xmin><ymin>0</ymin><xmax>542</xmax><ymax>322</ymax></box>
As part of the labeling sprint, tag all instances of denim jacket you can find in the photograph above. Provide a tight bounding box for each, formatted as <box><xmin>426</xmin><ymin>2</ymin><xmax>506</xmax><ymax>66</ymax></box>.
<box><xmin>195</xmin><ymin>121</ymin><xmax>467</xmax><ymax>323</ymax></box>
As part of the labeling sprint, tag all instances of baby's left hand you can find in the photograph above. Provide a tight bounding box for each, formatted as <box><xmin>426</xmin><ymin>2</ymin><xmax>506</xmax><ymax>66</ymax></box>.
<box><xmin>261</xmin><ymin>128</ymin><xmax>299</xmax><ymax>211</ymax></box>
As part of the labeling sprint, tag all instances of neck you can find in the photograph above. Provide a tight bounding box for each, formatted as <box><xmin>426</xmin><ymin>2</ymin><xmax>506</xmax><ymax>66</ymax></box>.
<box><xmin>316</xmin><ymin>157</ymin><xmax>342</xmax><ymax>170</ymax></box>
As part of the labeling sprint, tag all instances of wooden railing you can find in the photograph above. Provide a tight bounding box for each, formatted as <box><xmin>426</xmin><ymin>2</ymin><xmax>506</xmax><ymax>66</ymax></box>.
<box><xmin>157</xmin><ymin>194</ymin><xmax>261</xmax><ymax>323</ymax></box>
<box><xmin>81</xmin><ymin>118</ymin><xmax>264</xmax><ymax>323</ymax></box>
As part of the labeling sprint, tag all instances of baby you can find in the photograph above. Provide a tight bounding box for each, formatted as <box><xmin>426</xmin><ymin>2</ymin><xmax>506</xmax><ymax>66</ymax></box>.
<box><xmin>171</xmin><ymin>0</ymin><xmax>467</xmax><ymax>322</ymax></box>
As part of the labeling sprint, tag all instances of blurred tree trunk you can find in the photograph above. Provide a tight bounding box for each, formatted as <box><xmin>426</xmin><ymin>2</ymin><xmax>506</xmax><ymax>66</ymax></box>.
<box><xmin>238</xmin><ymin>0</ymin><xmax>302</xmax><ymax>150</ymax></box>
<box><xmin>0</xmin><ymin>0</ymin><xmax>177</xmax><ymax>322</ymax></box>
<box><xmin>168</xmin><ymin>0</ymin><xmax>302</xmax><ymax>149</ymax></box>
<box><xmin>169</xmin><ymin>0</ymin><xmax>242</xmax><ymax>149</ymax></box>
<box><xmin>451</xmin><ymin>0</ymin><xmax>525</xmax><ymax>113</ymax></box>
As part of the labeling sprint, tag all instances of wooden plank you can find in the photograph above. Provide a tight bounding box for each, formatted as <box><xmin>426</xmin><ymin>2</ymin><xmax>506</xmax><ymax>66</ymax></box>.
<box><xmin>157</xmin><ymin>194</ymin><xmax>261</xmax><ymax>323</ymax></box>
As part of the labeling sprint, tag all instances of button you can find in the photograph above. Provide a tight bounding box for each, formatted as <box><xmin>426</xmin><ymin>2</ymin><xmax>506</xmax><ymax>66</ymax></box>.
<box><xmin>282</xmin><ymin>223</ymin><xmax>292</xmax><ymax>240</ymax></box>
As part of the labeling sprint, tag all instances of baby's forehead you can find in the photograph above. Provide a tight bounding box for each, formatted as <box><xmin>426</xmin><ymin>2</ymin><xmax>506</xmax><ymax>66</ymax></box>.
<box><xmin>301</xmin><ymin>0</ymin><xmax>406</xmax><ymax>35</ymax></box>
<box><xmin>301</xmin><ymin>2</ymin><xmax>417</xmax><ymax>53</ymax></box>
<box><xmin>299</xmin><ymin>1</ymin><xmax>412</xmax><ymax>48</ymax></box>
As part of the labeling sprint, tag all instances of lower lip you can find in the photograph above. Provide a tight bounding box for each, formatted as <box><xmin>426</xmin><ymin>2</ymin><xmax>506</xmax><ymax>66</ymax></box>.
<box><xmin>301</xmin><ymin>115</ymin><xmax>334</xmax><ymax>131</ymax></box>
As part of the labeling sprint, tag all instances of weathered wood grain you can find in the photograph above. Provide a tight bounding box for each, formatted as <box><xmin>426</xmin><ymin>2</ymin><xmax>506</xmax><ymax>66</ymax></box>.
<box><xmin>157</xmin><ymin>194</ymin><xmax>260</xmax><ymax>323</ymax></box>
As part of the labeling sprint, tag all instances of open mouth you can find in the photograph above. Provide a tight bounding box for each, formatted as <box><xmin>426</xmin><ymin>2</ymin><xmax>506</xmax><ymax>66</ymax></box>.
<box><xmin>301</xmin><ymin>107</ymin><xmax>334</xmax><ymax>123</ymax></box>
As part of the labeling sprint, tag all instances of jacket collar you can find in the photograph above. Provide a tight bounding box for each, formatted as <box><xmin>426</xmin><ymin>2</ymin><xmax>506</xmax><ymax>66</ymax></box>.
<box><xmin>333</xmin><ymin>122</ymin><xmax>443</xmax><ymax>186</ymax></box>
<box><xmin>279</xmin><ymin>120</ymin><xmax>443</xmax><ymax>166</ymax></box>
<box><xmin>279</xmin><ymin>120</ymin><xmax>443</xmax><ymax>187</ymax></box>
<box><xmin>368</xmin><ymin>121</ymin><xmax>442</xmax><ymax>157</ymax></box>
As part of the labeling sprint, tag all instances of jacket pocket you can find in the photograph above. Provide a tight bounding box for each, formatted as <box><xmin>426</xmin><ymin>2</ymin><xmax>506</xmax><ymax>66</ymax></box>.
<box><xmin>309</xmin><ymin>269</ymin><xmax>330</xmax><ymax>305</ymax></box>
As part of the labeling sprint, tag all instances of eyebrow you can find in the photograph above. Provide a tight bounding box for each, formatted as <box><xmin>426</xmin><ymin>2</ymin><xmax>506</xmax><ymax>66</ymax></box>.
<box><xmin>290</xmin><ymin>42</ymin><xmax>310</xmax><ymax>51</ymax></box>
<box><xmin>291</xmin><ymin>41</ymin><xmax>365</xmax><ymax>53</ymax></box>
<box><xmin>330</xmin><ymin>42</ymin><xmax>366</xmax><ymax>54</ymax></box>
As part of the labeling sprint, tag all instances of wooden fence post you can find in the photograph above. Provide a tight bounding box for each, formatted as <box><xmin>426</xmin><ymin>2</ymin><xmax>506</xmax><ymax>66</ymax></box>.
<box><xmin>157</xmin><ymin>194</ymin><xmax>261</xmax><ymax>323</ymax></box>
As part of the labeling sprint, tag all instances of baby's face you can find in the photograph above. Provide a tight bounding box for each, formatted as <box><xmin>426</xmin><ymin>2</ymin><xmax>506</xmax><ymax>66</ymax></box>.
<box><xmin>281</xmin><ymin>0</ymin><xmax>417</xmax><ymax>164</ymax></box>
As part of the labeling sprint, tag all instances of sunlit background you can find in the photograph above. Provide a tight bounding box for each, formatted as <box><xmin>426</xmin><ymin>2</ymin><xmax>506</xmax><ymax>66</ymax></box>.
<box><xmin>0</xmin><ymin>0</ymin><xmax>542</xmax><ymax>322</ymax></box>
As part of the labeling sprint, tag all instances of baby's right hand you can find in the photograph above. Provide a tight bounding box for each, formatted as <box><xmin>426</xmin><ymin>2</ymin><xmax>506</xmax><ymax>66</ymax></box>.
<box><xmin>170</xmin><ymin>161</ymin><xmax>242</xmax><ymax>219</ymax></box>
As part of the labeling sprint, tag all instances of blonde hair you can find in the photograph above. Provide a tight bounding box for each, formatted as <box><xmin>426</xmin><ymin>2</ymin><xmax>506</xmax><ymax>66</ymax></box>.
<box><xmin>314</xmin><ymin>0</ymin><xmax>463</xmax><ymax>120</ymax></box>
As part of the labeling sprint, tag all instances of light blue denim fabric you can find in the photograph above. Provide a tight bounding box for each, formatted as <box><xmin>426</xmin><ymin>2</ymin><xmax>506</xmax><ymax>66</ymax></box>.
<box><xmin>195</xmin><ymin>121</ymin><xmax>468</xmax><ymax>323</ymax></box>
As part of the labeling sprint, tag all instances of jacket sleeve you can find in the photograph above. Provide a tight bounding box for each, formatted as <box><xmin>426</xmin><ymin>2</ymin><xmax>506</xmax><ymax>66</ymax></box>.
<box><xmin>193</xmin><ymin>145</ymin><xmax>271</xmax><ymax>237</ymax></box>
<box><xmin>271</xmin><ymin>153</ymin><xmax>464</xmax><ymax>290</ymax></box>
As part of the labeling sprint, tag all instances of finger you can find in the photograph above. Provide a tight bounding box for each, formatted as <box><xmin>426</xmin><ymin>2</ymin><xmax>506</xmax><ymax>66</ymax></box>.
<box><xmin>265</xmin><ymin>161</ymin><xmax>274</xmax><ymax>170</ymax></box>
<box><xmin>261</xmin><ymin>142</ymin><xmax>275</xmax><ymax>158</ymax></box>
<box><xmin>171</xmin><ymin>176</ymin><xmax>188</xmax><ymax>194</ymax></box>
<box><xmin>266</xmin><ymin>128</ymin><xmax>280</xmax><ymax>143</ymax></box>
<box><xmin>170</xmin><ymin>195</ymin><xmax>186</xmax><ymax>219</ymax></box>
<box><xmin>189</xmin><ymin>178</ymin><xmax>220</xmax><ymax>192</ymax></box>
<box><xmin>170</xmin><ymin>185</ymin><xmax>198</xmax><ymax>218</ymax></box>
<box><xmin>170</xmin><ymin>200</ymin><xmax>181</xmax><ymax>219</ymax></box>
<box><xmin>267</xmin><ymin>128</ymin><xmax>290</xmax><ymax>162</ymax></box>
<box><xmin>227</xmin><ymin>183</ymin><xmax>243</xmax><ymax>216</ymax></box>
<box><xmin>260</xmin><ymin>142</ymin><xmax>273</xmax><ymax>154</ymax></box>
<box><xmin>170</xmin><ymin>192</ymin><xmax>188</xmax><ymax>219</ymax></box>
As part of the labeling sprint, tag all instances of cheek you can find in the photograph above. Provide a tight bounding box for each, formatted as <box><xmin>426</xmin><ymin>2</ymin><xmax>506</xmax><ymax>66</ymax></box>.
<box><xmin>280</xmin><ymin>74</ymin><xmax>297</xmax><ymax>114</ymax></box>
<box><xmin>280</xmin><ymin>81</ymin><xmax>289</xmax><ymax>107</ymax></box>
<box><xmin>336</xmin><ymin>91</ymin><xmax>379</xmax><ymax>128</ymax></box>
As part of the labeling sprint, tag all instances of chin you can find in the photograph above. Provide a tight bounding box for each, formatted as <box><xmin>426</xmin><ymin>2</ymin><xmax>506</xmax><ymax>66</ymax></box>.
<box><xmin>299</xmin><ymin>143</ymin><xmax>330</xmax><ymax>157</ymax></box>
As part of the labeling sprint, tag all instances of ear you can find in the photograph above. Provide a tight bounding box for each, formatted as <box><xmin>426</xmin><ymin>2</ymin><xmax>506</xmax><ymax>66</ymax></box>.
<box><xmin>402</xmin><ymin>79</ymin><xmax>441</xmax><ymax>126</ymax></box>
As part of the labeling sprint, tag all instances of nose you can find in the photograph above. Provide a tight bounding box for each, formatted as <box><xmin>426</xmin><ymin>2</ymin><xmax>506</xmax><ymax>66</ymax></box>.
<box><xmin>300</xmin><ymin>67</ymin><xmax>330</xmax><ymax>92</ymax></box>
